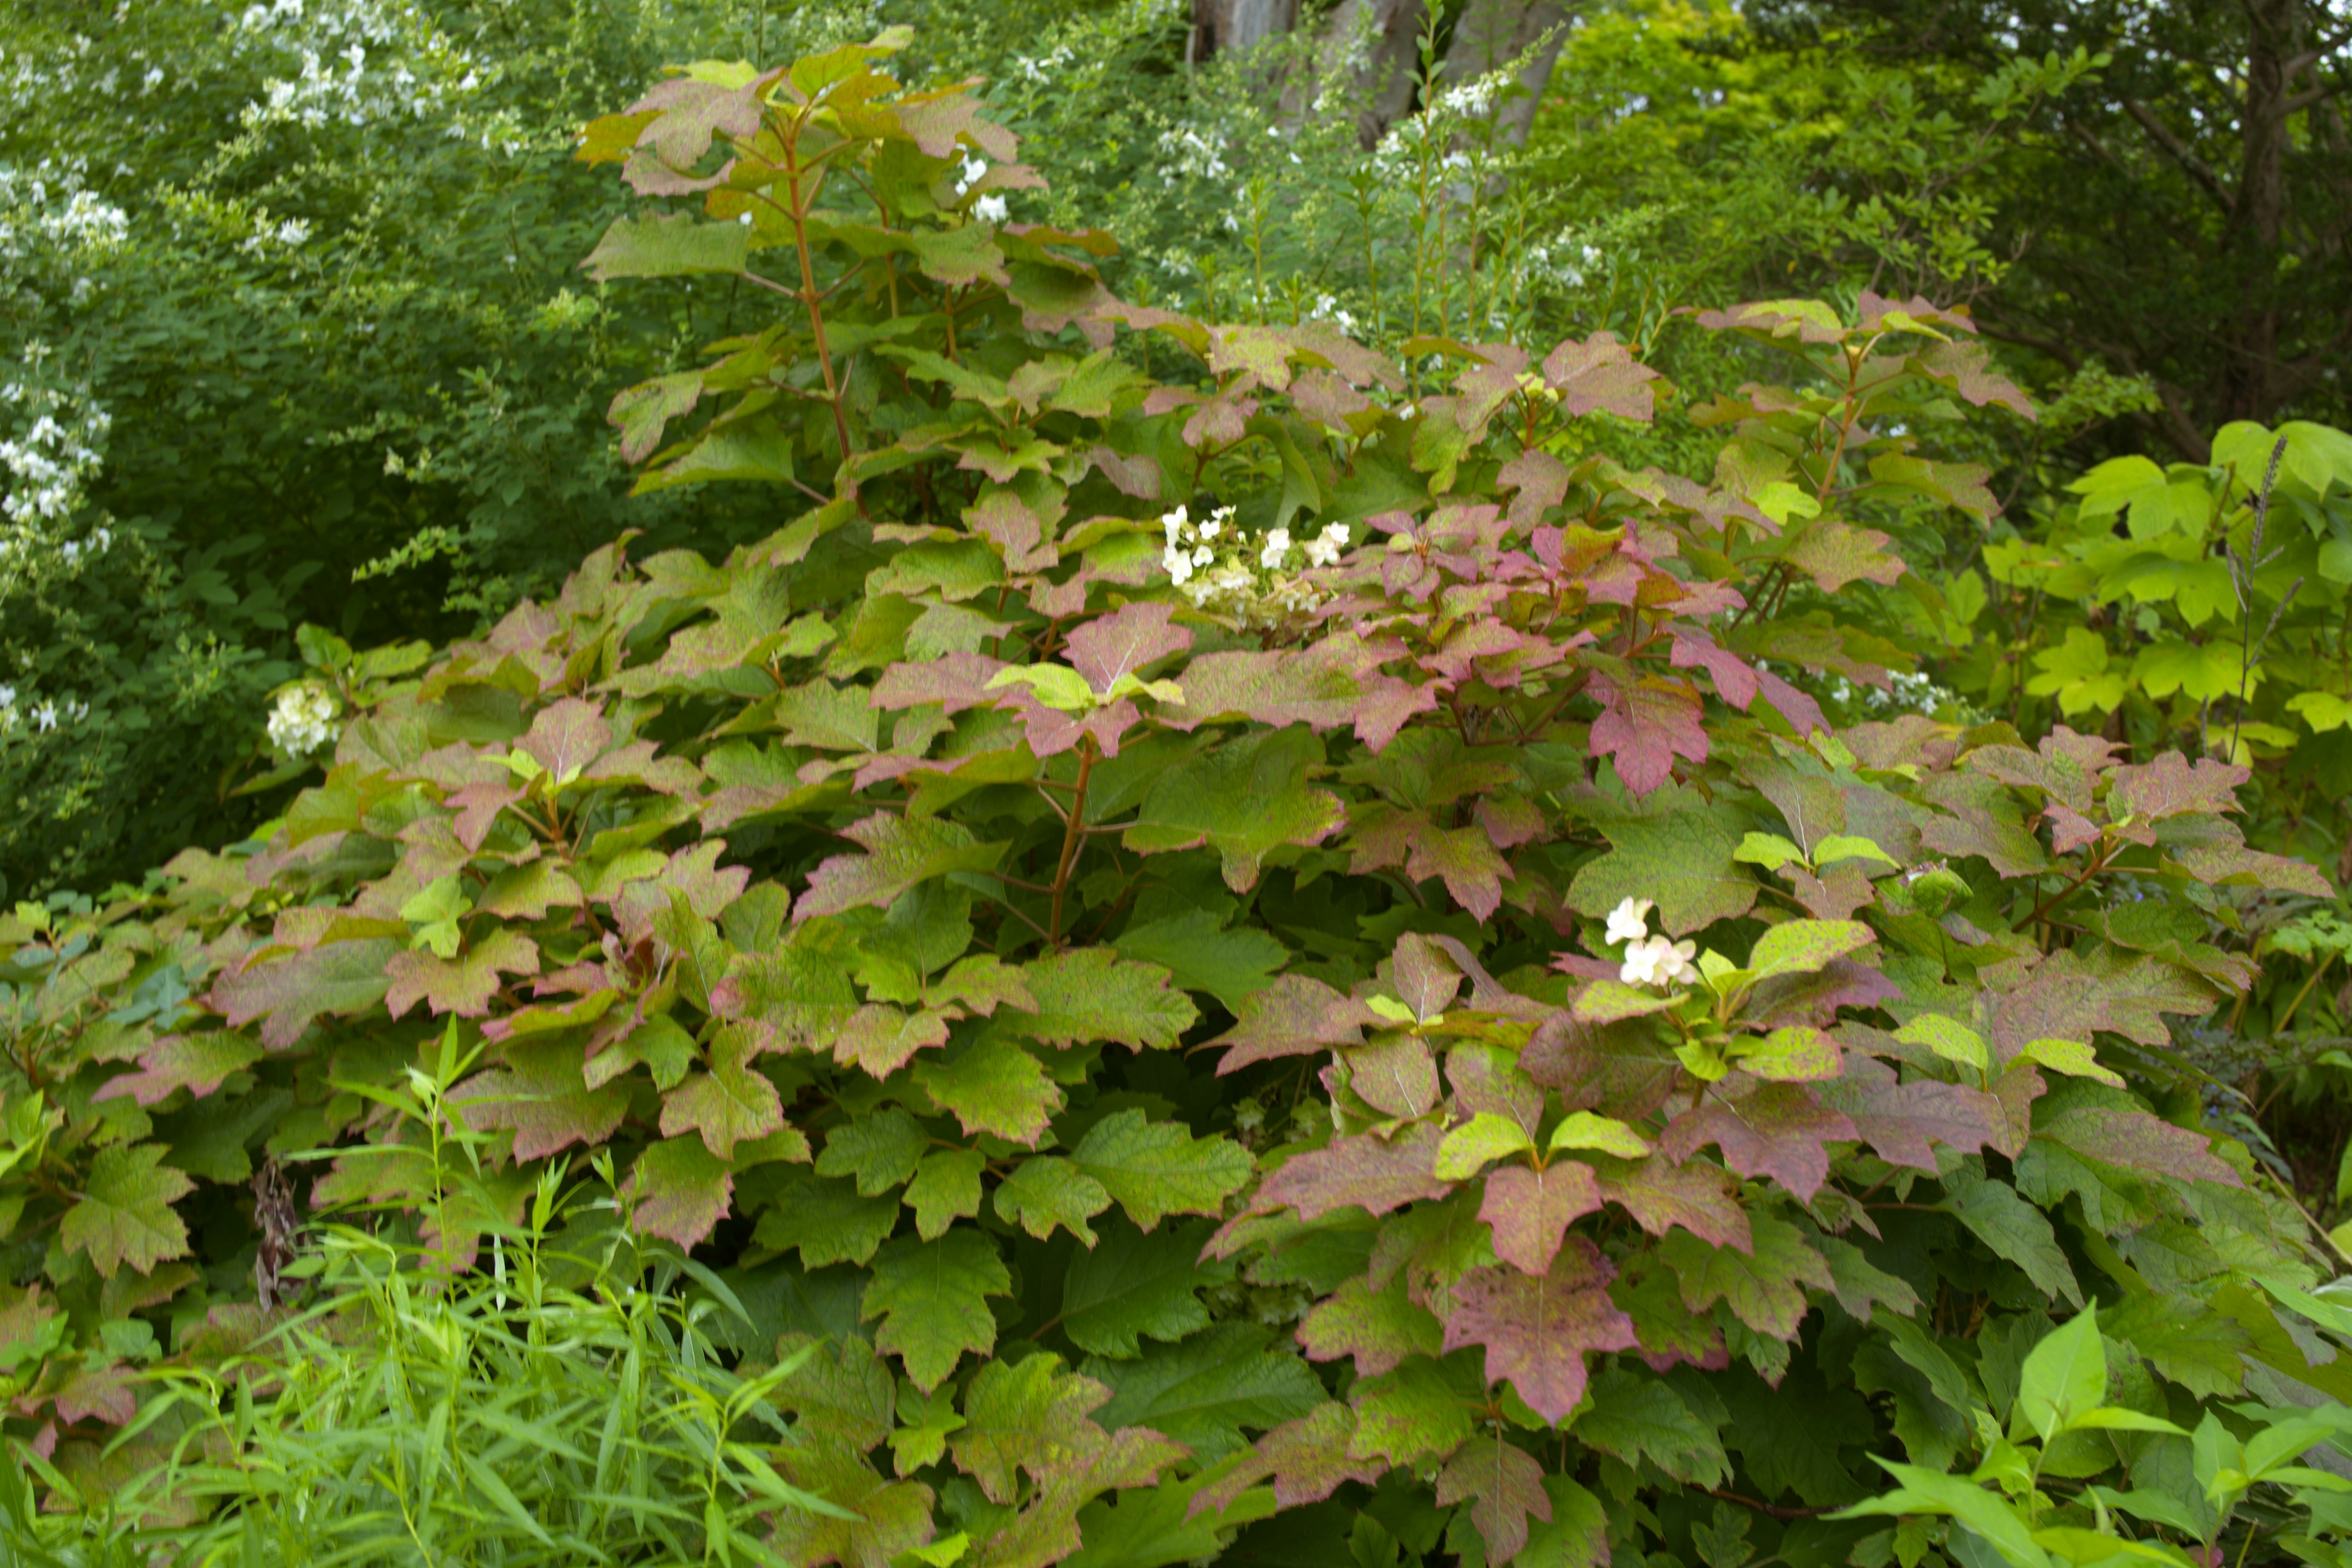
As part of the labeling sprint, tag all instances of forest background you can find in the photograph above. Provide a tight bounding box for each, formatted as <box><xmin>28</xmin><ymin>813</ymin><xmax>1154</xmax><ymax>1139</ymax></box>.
<box><xmin>6</xmin><ymin>0</ymin><xmax>2352</xmax><ymax>1564</ymax></box>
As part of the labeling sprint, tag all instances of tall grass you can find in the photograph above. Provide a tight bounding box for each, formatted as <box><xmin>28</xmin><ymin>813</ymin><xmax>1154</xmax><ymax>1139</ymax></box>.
<box><xmin>2</xmin><ymin>1029</ymin><xmax>854</xmax><ymax>1567</ymax></box>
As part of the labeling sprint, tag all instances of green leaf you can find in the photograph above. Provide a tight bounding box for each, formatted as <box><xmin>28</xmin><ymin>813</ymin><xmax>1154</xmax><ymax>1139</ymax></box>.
<box><xmin>905</xmin><ymin>1148</ymin><xmax>986</xmax><ymax>1240</ymax></box>
<box><xmin>993</xmin><ymin>1156</ymin><xmax>1112</xmax><ymax>1246</ymax></box>
<box><xmin>1744</xmin><ymin>920</ymin><xmax>1874</xmax><ymax>983</ymax></box>
<box><xmin>1567</xmin><ymin>788</ymin><xmax>1758</xmax><ymax>935</ymax></box>
<box><xmin>951</xmin><ymin>1351</ymin><xmax>1113</xmax><ymax>1504</ymax></box>
<box><xmin>914</xmin><ymin>1035</ymin><xmax>1062</xmax><ymax>1146</ymax></box>
<box><xmin>1812</xmin><ymin>835</ymin><xmax>1898</xmax><ymax>869</ymax></box>
<box><xmin>751</xmin><ymin>1169</ymin><xmax>900</xmax><ymax>1269</ymax></box>
<box><xmin>1060</xmin><ymin>1218</ymin><xmax>1230</xmax><ymax>1359</ymax></box>
<box><xmin>1087</xmin><ymin>1324</ymin><xmax>1325</xmax><ymax>1462</ymax></box>
<box><xmin>2018</xmin><ymin>1305</ymin><xmax>2106</xmax><ymax>1442</ymax></box>
<box><xmin>1735</xmin><ymin>832</ymin><xmax>1809</xmax><ymax>872</ymax></box>
<box><xmin>865</xmin><ymin>1229</ymin><xmax>1012</xmax><ymax>1392</ymax></box>
<box><xmin>1548</xmin><ymin>1112</ymin><xmax>1651</xmax><ymax>1159</ymax></box>
<box><xmin>1895</xmin><ymin>1014</ymin><xmax>1990</xmax><ymax>1074</ymax></box>
<box><xmin>582</xmin><ymin>211</ymin><xmax>752</xmax><ymax>280</ymax></box>
<box><xmin>1436</xmin><ymin>1112</ymin><xmax>1538</xmax><ymax>1178</ymax></box>
<box><xmin>798</xmin><ymin>813</ymin><xmax>1008</xmax><ymax>920</ymax></box>
<box><xmin>1068</xmin><ymin>1109</ymin><xmax>1252</xmax><ymax>1231</ymax></box>
<box><xmin>1011</xmin><ymin>948</ymin><xmax>1199</xmax><ymax>1050</ymax></box>
<box><xmin>60</xmin><ymin>1143</ymin><xmax>194</xmax><ymax>1278</ymax></box>
<box><xmin>1659</xmin><ymin>1214</ymin><xmax>1833</xmax><ymax>1341</ymax></box>
<box><xmin>1110</xmin><ymin>910</ymin><xmax>1287</xmax><ymax>1010</ymax></box>
<box><xmin>1944</xmin><ymin>1167</ymin><xmax>2083</xmax><ymax>1308</ymax></box>
<box><xmin>1570</xmin><ymin>1366</ymin><xmax>1730</xmax><ymax>1488</ymax></box>
<box><xmin>1121</xmin><ymin>729</ymin><xmax>1347</xmax><ymax>892</ymax></box>
<box><xmin>816</xmin><ymin>1108</ymin><xmax>930</xmax><ymax>1196</ymax></box>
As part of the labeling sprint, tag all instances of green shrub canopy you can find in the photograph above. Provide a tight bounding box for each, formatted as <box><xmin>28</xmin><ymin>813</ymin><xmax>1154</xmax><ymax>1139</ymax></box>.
<box><xmin>3</xmin><ymin>30</ymin><xmax>2350</xmax><ymax>1568</ymax></box>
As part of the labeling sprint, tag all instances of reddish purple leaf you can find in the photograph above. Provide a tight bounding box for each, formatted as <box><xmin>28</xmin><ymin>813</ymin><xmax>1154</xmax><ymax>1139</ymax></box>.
<box><xmin>384</xmin><ymin>931</ymin><xmax>540</xmax><ymax>1021</ymax></box>
<box><xmin>1256</xmin><ymin>1125</ymin><xmax>1451</xmax><ymax>1221</ymax></box>
<box><xmin>1588</xmin><ymin>677</ymin><xmax>1708</xmax><ymax>797</ymax></box>
<box><xmin>1436</xmin><ymin>1438</ymin><xmax>1553</xmax><ymax>1565</ymax></box>
<box><xmin>1540</xmin><ymin>333</ymin><xmax>1659</xmax><ymax>421</ymax></box>
<box><xmin>1594</xmin><ymin>1156</ymin><xmax>1753</xmax><ymax>1252</ymax></box>
<box><xmin>1210</xmin><ymin>974</ymin><xmax>1378</xmax><ymax>1074</ymax></box>
<box><xmin>1668</xmin><ymin>627</ymin><xmax>1758</xmax><ymax>709</ymax></box>
<box><xmin>93</xmin><ymin>1034</ymin><xmax>261</xmax><ymax>1107</ymax></box>
<box><xmin>1066</xmin><ymin>600</ymin><xmax>1191</xmax><ymax>693</ymax></box>
<box><xmin>516</xmin><ymin>697</ymin><xmax>612</xmax><ymax>780</ymax></box>
<box><xmin>1442</xmin><ymin>1238</ymin><xmax>1639</xmax><ymax>1425</ymax></box>
<box><xmin>454</xmin><ymin>1035</ymin><xmax>633</xmax><ymax>1161</ymax></box>
<box><xmin>1187</xmin><ymin>1403</ymin><xmax>1388</xmax><ymax>1521</ymax></box>
<box><xmin>1480</xmin><ymin>1162</ymin><xmax>1604</xmax><ymax>1276</ymax></box>
<box><xmin>1813</xmin><ymin>1057</ymin><xmax>2007</xmax><ymax>1173</ymax></box>
<box><xmin>1659</xmin><ymin>1084</ymin><xmax>1857</xmax><ymax>1202</ymax></box>
<box><xmin>2036</xmin><ymin>1106</ymin><xmax>2242</xmax><ymax>1188</ymax></box>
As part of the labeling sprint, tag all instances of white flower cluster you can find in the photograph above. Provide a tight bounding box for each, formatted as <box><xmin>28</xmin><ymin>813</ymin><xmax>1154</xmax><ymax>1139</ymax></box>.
<box><xmin>1521</xmin><ymin>237</ymin><xmax>1607</xmax><ymax>292</ymax></box>
<box><xmin>1014</xmin><ymin>43</ymin><xmax>1074</xmax><ymax>85</ymax></box>
<box><xmin>0</xmin><ymin>684</ymin><xmax>90</xmax><ymax>737</ymax></box>
<box><xmin>1605</xmin><ymin>897</ymin><xmax>1697</xmax><ymax>989</ymax></box>
<box><xmin>1157</xmin><ymin>504</ymin><xmax>1351</xmax><ymax>627</ymax></box>
<box><xmin>1156</xmin><ymin>126</ymin><xmax>1231</xmax><ymax>183</ymax></box>
<box><xmin>0</xmin><ymin>380</ymin><xmax>111</xmax><ymax>531</ymax></box>
<box><xmin>1438</xmin><ymin>72</ymin><xmax>1504</xmax><ymax>119</ymax></box>
<box><xmin>235</xmin><ymin>0</ymin><xmax>483</xmax><ymax>132</ymax></box>
<box><xmin>268</xmin><ymin>682</ymin><xmax>341</xmax><ymax>757</ymax></box>
<box><xmin>0</xmin><ymin>159</ymin><xmax>130</xmax><ymax>277</ymax></box>
<box><xmin>1813</xmin><ymin>668</ymin><xmax>1985</xmax><ymax>722</ymax></box>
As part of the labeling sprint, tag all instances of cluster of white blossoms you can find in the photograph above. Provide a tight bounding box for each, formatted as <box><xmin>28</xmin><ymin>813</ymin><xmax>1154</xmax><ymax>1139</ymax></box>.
<box><xmin>0</xmin><ymin>159</ymin><xmax>130</xmax><ymax>295</ymax></box>
<box><xmin>0</xmin><ymin>380</ymin><xmax>111</xmax><ymax>532</ymax></box>
<box><xmin>234</xmin><ymin>0</ymin><xmax>483</xmax><ymax>132</ymax></box>
<box><xmin>1436</xmin><ymin>72</ymin><xmax>1506</xmax><ymax>119</ymax></box>
<box><xmin>1521</xmin><ymin>236</ymin><xmax>1608</xmax><ymax>293</ymax></box>
<box><xmin>268</xmin><ymin>682</ymin><xmax>341</xmax><ymax>758</ymax></box>
<box><xmin>1155</xmin><ymin>126</ymin><xmax>1231</xmax><ymax>183</ymax></box>
<box><xmin>0</xmin><ymin>683</ymin><xmax>90</xmax><ymax>736</ymax></box>
<box><xmin>1157</xmin><ymin>504</ymin><xmax>1352</xmax><ymax>627</ymax></box>
<box><xmin>1606</xmin><ymin>897</ymin><xmax>1698</xmax><ymax>989</ymax></box>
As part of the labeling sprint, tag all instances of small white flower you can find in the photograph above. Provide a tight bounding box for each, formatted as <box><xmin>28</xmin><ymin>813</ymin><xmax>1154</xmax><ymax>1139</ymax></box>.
<box><xmin>1303</xmin><ymin>521</ymin><xmax>1351</xmax><ymax>568</ymax></box>
<box><xmin>1159</xmin><ymin>505</ymin><xmax>1189</xmax><ymax>546</ymax></box>
<box><xmin>32</xmin><ymin>701</ymin><xmax>59</xmax><ymax>732</ymax></box>
<box><xmin>971</xmin><ymin>193</ymin><xmax>1008</xmax><ymax>224</ymax></box>
<box><xmin>1605</xmin><ymin>897</ymin><xmax>1654</xmax><ymax>946</ymax></box>
<box><xmin>1191</xmin><ymin>544</ymin><xmax>1214</xmax><ymax>567</ymax></box>
<box><xmin>1620</xmin><ymin>933</ymin><xmax>1698</xmax><ymax>988</ymax></box>
<box><xmin>1259</xmin><ymin>528</ymin><xmax>1291</xmax><ymax>571</ymax></box>
<box><xmin>954</xmin><ymin>154</ymin><xmax>987</xmax><ymax>195</ymax></box>
<box><xmin>1163</xmin><ymin>543</ymin><xmax>1195</xmax><ymax>585</ymax></box>
<box><xmin>276</xmin><ymin>217</ymin><xmax>311</xmax><ymax>246</ymax></box>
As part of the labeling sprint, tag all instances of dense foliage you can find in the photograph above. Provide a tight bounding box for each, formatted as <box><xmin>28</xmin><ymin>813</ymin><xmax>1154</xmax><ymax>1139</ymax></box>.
<box><xmin>5</xmin><ymin>32</ymin><xmax>2352</xmax><ymax>1568</ymax></box>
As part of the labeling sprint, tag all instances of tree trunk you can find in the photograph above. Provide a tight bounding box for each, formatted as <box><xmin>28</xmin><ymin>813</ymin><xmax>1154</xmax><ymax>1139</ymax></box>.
<box><xmin>1190</xmin><ymin>0</ymin><xmax>1301</xmax><ymax>64</ymax></box>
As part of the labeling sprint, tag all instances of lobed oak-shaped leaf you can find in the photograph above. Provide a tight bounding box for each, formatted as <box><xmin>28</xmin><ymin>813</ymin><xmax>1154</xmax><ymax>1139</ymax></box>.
<box><xmin>624</xmin><ymin>1137</ymin><xmax>736</xmax><ymax>1249</ymax></box>
<box><xmin>1660</xmin><ymin>1083</ymin><xmax>1858</xmax><ymax>1203</ymax></box>
<box><xmin>1010</xmin><ymin>948</ymin><xmax>1198</xmax><ymax>1050</ymax></box>
<box><xmin>1442</xmin><ymin>1238</ymin><xmax>1639</xmax><ymax>1425</ymax></box>
<box><xmin>866</xmin><ymin>1229</ymin><xmax>1014</xmax><ymax>1392</ymax></box>
<box><xmin>1659</xmin><ymin>1215</ymin><xmax>1831</xmax><ymax>1341</ymax></box>
<box><xmin>93</xmin><ymin>1034</ymin><xmax>262</xmax><ymax>1108</ymax></box>
<box><xmin>61</xmin><ymin>1144</ymin><xmax>194</xmax><ymax>1278</ymax></box>
<box><xmin>798</xmin><ymin>813</ymin><xmax>1009</xmax><ymax>920</ymax></box>
<box><xmin>1069</xmin><ymin>1109</ymin><xmax>1253</xmax><ymax>1231</ymax></box>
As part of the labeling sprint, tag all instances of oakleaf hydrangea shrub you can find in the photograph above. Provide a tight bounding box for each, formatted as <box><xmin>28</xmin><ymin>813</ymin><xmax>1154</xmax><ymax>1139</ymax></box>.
<box><xmin>4</xmin><ymin>31</ymin><xmax>2350</xmax><ymax>1568</ymax></box>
